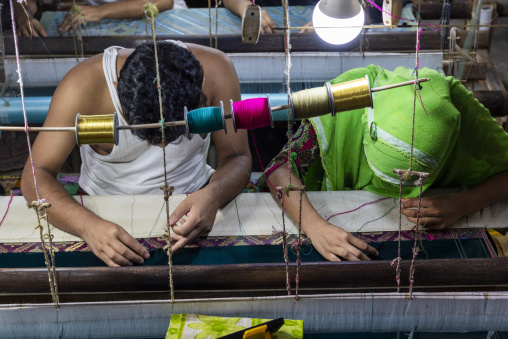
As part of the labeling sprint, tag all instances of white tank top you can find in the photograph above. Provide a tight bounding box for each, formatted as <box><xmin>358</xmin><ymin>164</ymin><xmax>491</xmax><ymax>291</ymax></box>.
<box><xmin>85</xmin><ymin>0</ymin><xmax>188</xmax><ymax>9</ymax></box>
<box><xmin>79</xmin><ymin>44</ymin><xmax>214</xmax><ymax>195</ymax></box>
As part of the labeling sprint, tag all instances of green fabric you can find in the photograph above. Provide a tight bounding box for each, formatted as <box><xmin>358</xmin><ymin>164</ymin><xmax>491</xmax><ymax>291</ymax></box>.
<box><xmin>307</xmin><ymin>65</ymin><xmax>508</xmax><ymax>198</ymax></box>
<box><xmin>166</xmin><ymin>314</ymin><xmax>304</xmax><ymax>339</ymax></box>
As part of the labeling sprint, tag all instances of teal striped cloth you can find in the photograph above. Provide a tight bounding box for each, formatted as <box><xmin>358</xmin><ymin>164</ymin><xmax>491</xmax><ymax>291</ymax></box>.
<box><xmin>40</xmin><ymin>6</ymin><xmax>313</xmax><ymax>37</ymax></box>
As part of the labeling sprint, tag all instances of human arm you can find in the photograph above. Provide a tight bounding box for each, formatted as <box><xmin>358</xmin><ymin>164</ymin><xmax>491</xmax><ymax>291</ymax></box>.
<box><xmin>400</xmin><ymin>170</ymin><xmax>508</xmax><ymax>230</ymax></box>
<box><xmin>258</xmin><ymin>120</ymin><xmax>377</xmax><ymax>261</ymax></box>
<box><xmin>168</xmin><ymin>45</ymin><xmax>252</xmax><ymax>252</ymax></box>
<box><xmin>223</xmin><ymin>0</ymin><xmax>276</xmax><ymax>34</ymax></box>
<box><xmin>266</xmin><ymin>165</ymin><xmax>377</xmax><ymax>261</ymax></box>
<box><xmin>13</xmin><ymin>0</ymin><xmax>47</xmax><ymax>37</ymax></box>
<box><xmin>20</xmin><ymin>56</ymin><xmax>149</xmax><ymax>267</ymax></box>
<box><xmin>59</xmin><ymin>0</ymin><xmax>174</xmax><ymax>32</ymax></box>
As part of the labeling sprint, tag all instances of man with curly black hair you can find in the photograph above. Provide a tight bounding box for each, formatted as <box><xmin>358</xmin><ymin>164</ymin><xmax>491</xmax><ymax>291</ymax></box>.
<box><xmin>21</xmin><ymin>41</ymin><xmax>252</xmax><ymax>267</ymax></box>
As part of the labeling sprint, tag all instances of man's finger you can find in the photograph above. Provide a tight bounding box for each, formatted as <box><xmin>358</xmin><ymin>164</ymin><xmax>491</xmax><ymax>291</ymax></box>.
<box><xmin>35</xmin><ymin>21</ymin><xmax>48</xmax><ymax>37</ymax></box>
<box><xmin>20</xmin><ymin>26</ymin><xmax>29</xmax><ymax>37</ymax></box>
<box><xmin>108</xmin><ymin>251</ymin><xmax>134</xmax><ymax>266</ymax></box>
<box><xmin>171</xmin><ymin>215</ymin><xmax>198</xmax><ymax>237</ymax></box>
<box><xmin>170</xmin><ymin>233</ymin><xmax>184</xmax><ymax>241</ymax></box>
<box><xmin>171</xmin><ymin>228</ymin><xmax>201</xmax><ymax>253</ymax></box>
<box><xmin>113</xmin><ymin>245</ymin><xmax>145</xmax><ymax>265</ymax></box>
<box><xmin>118</xmin><ymin>231</ymin><xmax>150</xmax><ymax>259</ymax></box>
<box><xmin>169</xmin><ymin>200</ymin><xmax>190</xmax><ymax>226</ymax></box>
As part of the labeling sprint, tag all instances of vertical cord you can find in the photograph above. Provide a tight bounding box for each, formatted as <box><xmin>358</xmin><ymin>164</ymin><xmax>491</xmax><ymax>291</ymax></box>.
<box><xmin>10</xmin><ymin>2</ymin><xmax>60</xmax><ymax>302</ymax></box>
<box><xmin>408</xmin><ymin>174</ymin><xmax>425</xmax><ymax>298</ymax></box>
<box><xmin>208</xmin><ymin>0</ymin><xmax>212</xmax><ymax>47</ymax></box>
<box><xmin>295</xmin><ymin>190</ymin><xmax>303</xmax><ymax>301</ymax></box>
<box><xmin>148</xmin><ymin>3</ymin><xmax>174</xmax><ymax>302</ymax></box>
<box><xmin>214</xmin><ymin>0</ymin><xmax>219</xmax><ymax>48</ymax></box>
<box><xmin>392</xmin><ymin>178</ymin><xmax>403</xmax><ymax>293</ymax></box>
<box><xmin>281</xmin><ymin>0</ymin><xmax>292</xmax><ymax>297</ymax></box>
<box><xmin>280</xmin><ymin>195</ymin><xmax>291</xmax><ymax>295</ymax></box>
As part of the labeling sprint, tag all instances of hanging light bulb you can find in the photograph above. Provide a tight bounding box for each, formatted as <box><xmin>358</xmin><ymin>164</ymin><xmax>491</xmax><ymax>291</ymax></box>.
<box><xmin>313</xmin><ymin>0</ymin><xmax>365</xmax><ymax>45</ymax></box>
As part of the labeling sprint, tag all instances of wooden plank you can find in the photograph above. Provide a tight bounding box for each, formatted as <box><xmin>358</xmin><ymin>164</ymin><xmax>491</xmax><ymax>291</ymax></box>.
<box><xmin>1</xmin><ymin>258</ymin><xmax>508</xmax><ymax>298</ymax></box>
<box><xmin>473</xmin><ymin>90</ymin><xmax>508</xmax><ymax>116</ymax></box>
<box><xmin>2</xmin><ymin>31</ymin><xmax>456</xmax><ymax>56</ymax></box>
<box><xmin>443</xmin><ymin>59</ymin><xmax>487</xmax><ymax>80</ymax></box>
<box><xmin>418</xmin><ymin>1</ymin><xmax>508</xmax><ymax>19</ymax></box>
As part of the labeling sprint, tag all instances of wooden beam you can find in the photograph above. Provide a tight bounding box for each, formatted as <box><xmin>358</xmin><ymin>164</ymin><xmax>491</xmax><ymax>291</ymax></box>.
<box><xmin>2</xmin><ymin>258</ymin><xmax>508</xmax><ymax>299</ymax></box>
<box><xmin>5</xmin><ymin>30</ymin><xmax>490</xmax><ymax>56</ymax></box>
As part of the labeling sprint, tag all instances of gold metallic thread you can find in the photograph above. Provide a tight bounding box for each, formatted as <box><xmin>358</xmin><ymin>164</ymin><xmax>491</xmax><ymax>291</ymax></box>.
<box><xmin>76</xmin><ymin>114</ymin><xmax>116</xmax><ymax>145</ymax></box>
<box><xmin>331</xmin><ymin>77</ymin><xmax>372</xmax><ymax>113</ymax></box>
<box><xmin>292</xmin><ymin>86</ymin><xmax>330</xmax><ymax>119</ymax></box>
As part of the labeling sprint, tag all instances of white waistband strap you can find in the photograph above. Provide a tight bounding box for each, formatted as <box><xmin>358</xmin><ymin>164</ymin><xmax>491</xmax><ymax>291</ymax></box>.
<box><xmin>102</xmin><ymin>46</ymin><xmax>124</xmax><ymax>115</ymax></box>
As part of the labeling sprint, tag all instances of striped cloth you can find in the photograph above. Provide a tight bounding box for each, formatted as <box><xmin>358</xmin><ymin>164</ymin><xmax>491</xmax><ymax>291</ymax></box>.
<box><xmin>40</xmin><ymin>6</ymin><xmax>313</xmax><ymax>37</ymax></box>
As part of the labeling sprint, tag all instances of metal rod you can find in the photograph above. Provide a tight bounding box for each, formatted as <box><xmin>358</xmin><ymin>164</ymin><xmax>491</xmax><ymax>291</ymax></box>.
<box><xmin>116</xmin><ymin>121</ymin><xmax>186</xmax><ymax>130</ymax></box>
<box><xmin>371</xmin><ymin>78</ymin><xmax>430</xmax><ymax>92</ymax></box>
<box><xmin>271</xmin><ymin>104</ymin><xmax>289</xmax><ymax>112</ymax></box>
<box><xmin>270</xmin><ymin>78</ymin><xmax>431</xmax><ymax>112</ymax></box>
<box><xmin>0</xmin><ymin>126</ymin><xmax>75</xmax><ymax>132</ymax></box>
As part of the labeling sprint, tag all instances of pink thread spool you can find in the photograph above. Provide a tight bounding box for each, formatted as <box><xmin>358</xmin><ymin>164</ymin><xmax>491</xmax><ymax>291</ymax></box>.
<box><xmin>231</xmin><ymin>97</ymin><xmax>273</xmax><ymax>130</ymax></box>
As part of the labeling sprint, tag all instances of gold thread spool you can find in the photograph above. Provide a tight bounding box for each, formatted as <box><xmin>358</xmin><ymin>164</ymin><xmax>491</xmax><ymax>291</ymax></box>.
<box><xmin>291</xmin><ymin>86</ymin><xmax>331</xmax><ymax>119</ymax></box>
<box><xmin>330</xmin><ymin>76</ymin><xmax>373</xmax><ymax>113</ymax></box>
<box><xmin>75</xmin><ymin>113</ymin><xmax>119</xmax><ymax>146</ymax></box>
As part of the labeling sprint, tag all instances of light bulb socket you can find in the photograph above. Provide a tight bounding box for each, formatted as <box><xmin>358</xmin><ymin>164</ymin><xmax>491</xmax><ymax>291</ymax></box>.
<box><xmin>319</xmin><ymin>0</ymin><xmax>362</xmax><ymax>20</ymax></box>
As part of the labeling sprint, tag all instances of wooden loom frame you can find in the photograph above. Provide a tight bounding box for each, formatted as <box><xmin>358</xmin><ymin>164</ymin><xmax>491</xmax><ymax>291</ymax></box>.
<box><xmin>1</xmin><ymin>3</ymin><xmax>508</xmax><ymax>335</ymax></box>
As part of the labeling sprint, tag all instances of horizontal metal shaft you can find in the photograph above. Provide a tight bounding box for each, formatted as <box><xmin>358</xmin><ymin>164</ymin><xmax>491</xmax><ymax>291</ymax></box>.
<box><xmin>270</xmin><ymin>78</ymin><xmax>431</xmax><ymax>112</ymax></box>
<box><xmin>117</xmin><ymin>121</ymin><xmax>186</xmax><ymax>130</ymax></box>
<box><xmin>0</xmin><ymin>126</ymin><xmax>75</xmax><ymax>132</ymax></box>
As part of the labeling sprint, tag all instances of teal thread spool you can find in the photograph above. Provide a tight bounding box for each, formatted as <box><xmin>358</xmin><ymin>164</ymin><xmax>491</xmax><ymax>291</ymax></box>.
<box><xmin>186</xmin><ymin>107</ymin><xmax>224</xmax><ymax>134</ymax></box>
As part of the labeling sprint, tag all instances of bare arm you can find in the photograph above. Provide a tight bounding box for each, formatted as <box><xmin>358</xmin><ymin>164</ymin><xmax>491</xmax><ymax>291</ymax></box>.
<box><xmin>266</xmin><ymin>164</ymin><xmax>377</xmax><ymax>261</ymax></box>
<box><xmin>169</xmin><ymin>46</ymin><xmax>252</xmax><ymax>251</ymax></box>
<box><xmin>59</xmin><ymin>0</ymin><xmax>174</xmax><ymax>32</ymax></box>
<box><xmin>223</xmin><ymin>0</ymin><xmax>276</xmax><ymax>34</ymax></box>
<box><xmin>401</xmin><ymin>170</ymin><xmax>508</xmax><ymax>229</ymax></box>
<box><xmin>20</xmin><ymin>57</ymin><xmax>149</xmax><ymax>266</ymax></box>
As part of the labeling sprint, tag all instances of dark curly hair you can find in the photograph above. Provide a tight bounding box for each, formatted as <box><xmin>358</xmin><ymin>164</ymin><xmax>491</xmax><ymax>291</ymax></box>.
<box><xmin>117</xmin><ymin>41</ymin><xmax>206</xmax><ymax>145</ymax></box>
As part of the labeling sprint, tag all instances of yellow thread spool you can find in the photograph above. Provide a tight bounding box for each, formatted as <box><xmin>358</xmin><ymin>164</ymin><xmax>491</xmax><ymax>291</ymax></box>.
<box><xmin>291</xmin><ymin>86</ymin><xmax>331</xmax><ymax>119</ymax></box>
<box><xmin>330</xmin><ymin>75</ymin><xmax>373</xmax><ymax>114</ymax></box>
<box><xmin>75</xmin><ymin>113</ymin><xmax>119</xmax><ymax>146</ymax></box>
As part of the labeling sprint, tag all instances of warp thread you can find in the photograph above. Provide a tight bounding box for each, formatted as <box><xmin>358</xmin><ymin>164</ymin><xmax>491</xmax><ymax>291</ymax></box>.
<box><xmin>0</xmin><ymin>195</ymin><xmax>13</xmax><ymax>228</ymax></box>
<box><xmin>327</xmin><ymin>197</ymin><xmax>390</xmax><ymax>222</ymax></box>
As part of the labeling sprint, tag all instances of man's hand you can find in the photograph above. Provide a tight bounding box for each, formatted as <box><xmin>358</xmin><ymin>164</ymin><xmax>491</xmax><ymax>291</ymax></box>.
<box><xmin>16</xmin><ymin>12</ymin><xmax>47</xmax><ymax>37</ymax></box>
<box><xmin>299</xmin><ymin>20</ymin><xmax>313</xmax><ymax>34</ymax></box>
<box><xmin>168</xmin><ymin>188</ymin><xmax>220</xmax><ymax>253</ymax></box>
<box><xmin>305</xmin><ymin>219</ymin><xmax>378</xmax><ymax>261</ymax></box>
<box><xmin>82</xmin><ymin>220</ymin><xmax>150</xmax><ymax>267</ymax></box>
<box><xmin>259</xmin><ymin>10</ymin><xmax>276</xmax><ymax>34</ymax></box>
<box><xmin>59</xmin><ymin>5</ymin><xmax>103</xmax><ymax>33</ymax></box>
<box><xmin>400</xmin><ymin>195</ymin><xmax>466</xmax><ymax>230</ymax></box>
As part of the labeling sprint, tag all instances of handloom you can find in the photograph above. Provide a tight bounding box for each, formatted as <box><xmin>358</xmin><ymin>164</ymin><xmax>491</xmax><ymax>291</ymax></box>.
<box><xmin>2</xmin><ymin>0</ymin><xmax>508</xmax><ymax>338</ymax></box>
